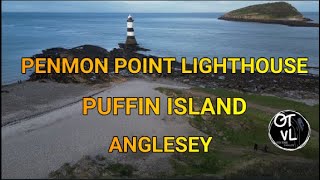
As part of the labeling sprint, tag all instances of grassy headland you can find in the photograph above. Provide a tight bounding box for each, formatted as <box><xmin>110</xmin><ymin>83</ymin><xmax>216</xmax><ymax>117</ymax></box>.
<box><xmin>156</xmin><ymin>86</ymin><xmax>319</xmax><ymax>178</ymax></box>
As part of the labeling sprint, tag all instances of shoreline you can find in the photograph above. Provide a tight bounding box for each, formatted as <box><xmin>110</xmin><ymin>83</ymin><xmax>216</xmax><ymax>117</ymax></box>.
<box><xmin>2</xmin><ymin>87</ymin><xmax>106</xmax><ymax>127</ymax></box>
<box><xmin>1</xmin><ymin>69</ymin><xmax>320</xmax><ymax>87</ymax></box>
<box><xmin>2</xmin><ymin>68</ymin><xmax>319</xmax><ymax>87</ymax></box>
<box><xmin>1</xmin><ymin>76</ymin><xmax>188</xmax><ymax>127</ymax></box>
<box><xmin>2</xmin><ymin>43</ymin><xmax>319</xmax><ymax>127</ymax></box>
<box><xmin>1</xmin><ymin>80</ymin><xmax>112</xmax><ymax>127</ymax></box>
<box><xmin>2</xmin><ymin>75</ymin><xmax>318</xmax><ymax>128</ymax></box>
<box><xmin>218</xmin><ymin>17</ymin><xmax>320</xmax><ymax>27</ymax></box>
<box><xmin>1</xmin><ymin>79</ymin><xmax>197</xmax><ymax>178</ymax></box>
<box><xmin>2</xmin><ymin>66</ymin><xmax>320</xmax><ymax>88</ymax></box>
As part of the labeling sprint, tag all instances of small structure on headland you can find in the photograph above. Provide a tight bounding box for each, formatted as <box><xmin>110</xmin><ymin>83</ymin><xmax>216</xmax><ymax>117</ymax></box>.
<box><xmin>125</xmin><ymin>14</ymin><xmax>138</xmax><ymax>45</ymax></box>
<box><xmin>119</xmin><ymin>14</ymin><xmax>150</xmax><ymax>52</ymax></box>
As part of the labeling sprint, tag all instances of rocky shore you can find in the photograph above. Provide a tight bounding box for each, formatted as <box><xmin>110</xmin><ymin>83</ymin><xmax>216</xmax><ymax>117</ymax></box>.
<box><xmin>27</xmin><ymin>43</ymin><xmax>319</xmax><ymax>101</ymax></box>
<box><xmin>48</xmin><ymin>155</ymin><xmax>137</xmax><ymax>179</ymax></box>
<box><xmin>218</xmin><ymin>16</ymin><xmax>319</xmax><ymax>27</ymax></box>
<box><xmin>173</xmin><ymin>67</ymin><xmax>319</xmax><ymax>100</ymax></box>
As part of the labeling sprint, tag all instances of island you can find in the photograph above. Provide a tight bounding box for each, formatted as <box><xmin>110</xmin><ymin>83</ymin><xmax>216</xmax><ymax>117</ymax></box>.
<box><xmin>218</xmin><ymin>2</ymin><xmax>319</xmax><ymax>27</ymax></box>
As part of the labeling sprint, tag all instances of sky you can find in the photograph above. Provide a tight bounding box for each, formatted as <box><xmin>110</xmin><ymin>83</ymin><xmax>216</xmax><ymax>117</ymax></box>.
<box><xmin>2</xmin><ymin>1</ymin><xmax>319</xmax><ymax>13</ymax></box>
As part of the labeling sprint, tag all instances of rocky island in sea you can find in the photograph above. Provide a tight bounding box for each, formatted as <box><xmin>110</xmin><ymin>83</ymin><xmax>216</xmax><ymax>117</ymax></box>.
<box><xmin>218</xmin><ymin>2</ymin><xmax>319</xmax><ymax>27</ymax></box>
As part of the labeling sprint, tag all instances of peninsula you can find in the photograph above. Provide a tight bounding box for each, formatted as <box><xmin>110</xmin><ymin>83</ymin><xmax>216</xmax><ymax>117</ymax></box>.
<box><xmin>218</xmin><ymin>2</ymin><xmax>319</xmax><ymax>27</ymax></box>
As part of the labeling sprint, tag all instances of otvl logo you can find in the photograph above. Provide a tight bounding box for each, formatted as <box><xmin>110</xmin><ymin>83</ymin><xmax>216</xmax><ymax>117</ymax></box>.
<box><xmin>268</xmin><ymin>110</ymin><xmax>311</xmax><ymax>151</ymax></box>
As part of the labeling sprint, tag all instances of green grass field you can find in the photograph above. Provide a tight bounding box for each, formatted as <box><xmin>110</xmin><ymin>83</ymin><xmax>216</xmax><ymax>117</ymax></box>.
<box><xmin>193</xmin><ymin>87</ymin><xmax>319</xmax><ymax>131</ymax></box>
<box><xmin>156</xmin><ymin>86</ymin><xmax>319</xmax><ymax>178</ymax></box>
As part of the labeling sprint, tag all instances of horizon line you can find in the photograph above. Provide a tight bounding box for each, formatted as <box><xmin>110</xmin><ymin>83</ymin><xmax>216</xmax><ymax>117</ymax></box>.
<box><xmin>2</xmin><ymin>11</ymin><xmax>319</xmax><ymax>13</ymax></box>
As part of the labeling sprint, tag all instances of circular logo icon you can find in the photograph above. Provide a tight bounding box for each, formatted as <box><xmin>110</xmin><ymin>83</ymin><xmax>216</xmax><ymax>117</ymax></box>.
<box><xmin>268</xmin><ymin>110</ymin><xmax>311</xmax><ymax>151</ymax></box>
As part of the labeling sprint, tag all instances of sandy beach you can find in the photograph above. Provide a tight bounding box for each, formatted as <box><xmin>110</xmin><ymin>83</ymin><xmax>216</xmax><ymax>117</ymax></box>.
<box><xmin>1</xmin><ymin>79</ymin><xmax>205</xmax><ymax>178</ymax></box>
<box><xmin>1</xmin><ymin>81</ymin><xmax>111</xmax><ymax>126</ymax></box>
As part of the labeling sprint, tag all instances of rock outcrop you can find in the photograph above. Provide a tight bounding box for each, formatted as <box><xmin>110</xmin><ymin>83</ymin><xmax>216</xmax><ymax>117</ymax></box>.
<box><xmin>28</xmin><ymin>44</ymin><xmax>154</xmax><ymax>83</ymax></box>
<box><xmin>27</xmin><ymin>43</ymin><xmax>319</xmax><ymax>100</ymax></box>
<box><xmin>29</xmin><ymin>45</ymin><xmax>111</xmax><ymax>83</ymax></box>
<box><xmin>28</xmin><ymin>43</ymin><xmax>181</xmax><ymax>83</ymax></box>
<box><xmin>48</xmin><ymin>155</ymin><xmax>136</xmax><ymax>179</ymax></box>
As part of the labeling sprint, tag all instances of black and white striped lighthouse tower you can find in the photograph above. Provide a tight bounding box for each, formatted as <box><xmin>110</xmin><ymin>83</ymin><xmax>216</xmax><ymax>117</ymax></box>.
<box><xmin>125</xmin><ymin>14</ymin><xmax>138</xmax><ymax>45</ymax></box>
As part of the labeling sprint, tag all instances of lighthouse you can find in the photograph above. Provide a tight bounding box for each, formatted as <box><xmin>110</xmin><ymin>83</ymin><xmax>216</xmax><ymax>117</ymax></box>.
<box><xmin>125</xmin><ymin>14</ymin><xmax>138</xmax><ymax>45</ymax></box>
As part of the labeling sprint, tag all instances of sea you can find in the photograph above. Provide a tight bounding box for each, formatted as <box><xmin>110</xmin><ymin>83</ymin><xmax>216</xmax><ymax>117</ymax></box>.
<box><xmin>2</xmin><ymin>12</ymin><xmax>319</xmax><ymax>85</ymax></box>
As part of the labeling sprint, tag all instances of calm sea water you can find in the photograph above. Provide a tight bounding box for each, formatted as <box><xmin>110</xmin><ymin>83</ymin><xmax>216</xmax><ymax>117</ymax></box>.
<box><xmin>2</xmin><ymin>13</ymin><xmax>319</xmax><ymax>85</ymax></box>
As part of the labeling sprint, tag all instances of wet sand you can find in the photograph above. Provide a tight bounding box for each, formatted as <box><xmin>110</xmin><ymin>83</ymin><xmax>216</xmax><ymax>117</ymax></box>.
<box><xmin>1</xmin><ymin>81</ymin><xmax>110</xmax><ymax>126</ymax></box>
<box><xmin>1</xmin><ymin>79</ymin><xmax>204</xmax><ymax>178</ymax></box>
